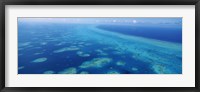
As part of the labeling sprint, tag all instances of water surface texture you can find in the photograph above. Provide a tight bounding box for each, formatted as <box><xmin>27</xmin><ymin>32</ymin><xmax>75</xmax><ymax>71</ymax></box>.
<box><xmin>18</xmin><ymin>18</ymin><xmax>182</xmax><ymax>74</ymax></box>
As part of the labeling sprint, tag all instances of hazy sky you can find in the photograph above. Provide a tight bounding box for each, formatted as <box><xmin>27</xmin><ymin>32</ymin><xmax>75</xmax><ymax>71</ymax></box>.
<box><xmin>18</xmin><ymin>17</ymin><xmax>182</xmax><ymax>25</ymax></box>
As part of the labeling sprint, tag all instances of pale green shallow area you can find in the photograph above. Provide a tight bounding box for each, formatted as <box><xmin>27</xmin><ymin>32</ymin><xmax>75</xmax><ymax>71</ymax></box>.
<box><xmin>79</xmin><ymin>58</ymin><xmax>112</xmax><ymax>68</ymax></box>
<box><xmin>44</xmin><ymin>70</ymin><xmax>55</xmax><ymax>74</ymax></box>
<box><xmin>18</xmin><ymin>66</ymin><xmax>25</xmax><ymax>70</ymax></box>
<box><xmin>107</xmin><ymin>70</ymin><xmax>120</xmax><ymax>74</ymax></box>
<box><xmin>53</xmin><ymin>46</ymin><xmax>80</xmax><ymax>53</ymax></box>
<box><xmin>116</xmin><ymin>61</ymin><xmax>126</xmax><ymax>66</ymax></box>
<box><xmin>58</xmin><ymin>67</ymin><xmax>77</xmax><ymax>74</ymax></box>
<box><xmin>32</xmin><ymin>57</ymin><xmax>47</xmax><ymax>63</ymax></box>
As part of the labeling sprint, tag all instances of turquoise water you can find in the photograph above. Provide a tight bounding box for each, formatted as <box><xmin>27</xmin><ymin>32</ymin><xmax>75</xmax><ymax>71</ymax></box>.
<box><xmin>18</xmin><ymin>18</ymin><xmax>182</xmax><ymax>74</ymax></box>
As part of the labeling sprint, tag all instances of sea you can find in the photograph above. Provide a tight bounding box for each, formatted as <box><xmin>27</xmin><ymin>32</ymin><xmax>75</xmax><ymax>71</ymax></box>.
<box><xmin>18</xmin><ymin>18</ymin><xmax>182</xmax><ymax>74</ymax></box>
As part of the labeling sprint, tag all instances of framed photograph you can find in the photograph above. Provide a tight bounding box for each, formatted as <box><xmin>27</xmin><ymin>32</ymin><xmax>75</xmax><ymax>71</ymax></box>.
<box><xmin>0</xmin><ymin>0</ymin><xmax>200</xmax><ymax>91</ymax></box>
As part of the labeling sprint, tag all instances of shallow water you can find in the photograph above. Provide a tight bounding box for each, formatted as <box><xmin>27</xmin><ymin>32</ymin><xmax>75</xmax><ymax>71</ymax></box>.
<box><xmin>18</xmin><ymin>20</ymin><xmax>182</xmax><ymax>74</ymax></box>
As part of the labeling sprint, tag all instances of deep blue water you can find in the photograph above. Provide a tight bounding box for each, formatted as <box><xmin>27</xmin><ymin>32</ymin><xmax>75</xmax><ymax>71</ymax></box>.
<box><xmin>98</xmin><ymin>24</ymin><xmax>182</xmax><ymax>43</ymax></box>
<box><xmin>18</xmin><ymin>19</ymin><xmax>182</xmax><ymax>74</ymax></box>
